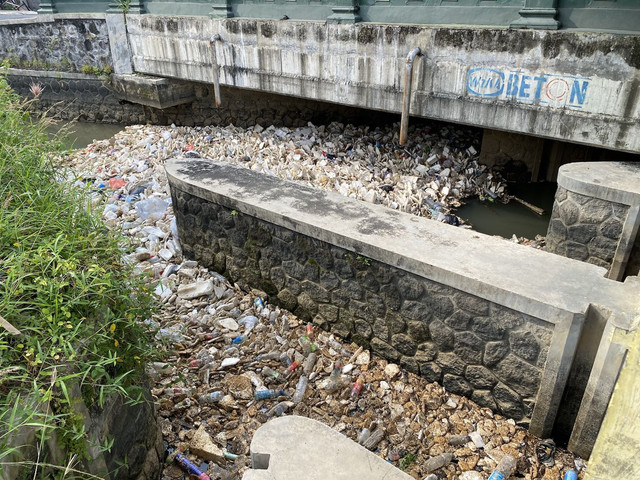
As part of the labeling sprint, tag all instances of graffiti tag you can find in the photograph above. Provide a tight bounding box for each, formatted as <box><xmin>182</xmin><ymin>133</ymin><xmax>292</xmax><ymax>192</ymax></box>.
<box><xmin>466</xmin><ymin>67</ymin><xmax>589</xmax><ymax>109</ymax></box>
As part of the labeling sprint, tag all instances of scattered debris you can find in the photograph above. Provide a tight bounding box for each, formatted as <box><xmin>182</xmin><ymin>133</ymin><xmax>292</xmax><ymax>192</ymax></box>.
<box><xmin>59</xmin><ymin>121</ymin><xmax>580</xmax><ymax>480</ymax></box>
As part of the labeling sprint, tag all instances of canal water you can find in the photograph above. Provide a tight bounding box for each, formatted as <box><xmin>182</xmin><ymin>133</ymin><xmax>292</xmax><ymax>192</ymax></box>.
<box><xmin>47</xmin><ymin>121</ymin><xmax>124</xmax><ymax>150</ymax></box>
<box><xmin>456</xmin><ymin>182</ymin><xmax>556</xmax><ymax>239</ymax></box>
<box><xmin>50</xmin><ymin>121</ymin><xmax>553</xmax><ymax>240</ymax></box>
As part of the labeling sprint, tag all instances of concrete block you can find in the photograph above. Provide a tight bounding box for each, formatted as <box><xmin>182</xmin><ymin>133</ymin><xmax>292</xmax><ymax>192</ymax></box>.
<box><xmin>190</xmin><ymin>424</ymin><xmax>225</xmax><ymax>464</ymax></box>
<box><xmin>243</xmin><ymin>416</ymin><xmax>413</xmax><ymax>480</ymax></box>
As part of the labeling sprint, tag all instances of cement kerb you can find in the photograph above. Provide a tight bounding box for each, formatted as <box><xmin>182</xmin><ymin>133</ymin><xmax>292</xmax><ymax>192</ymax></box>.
<box><xmin>165</xmin><ymin>158</ymin><xmax>640</xmax><ymax>323</ymax></box>
<box><xmin>7</xmin><ymin>68</ymin><xmax>100</xmax><ymax>81</ymax></box>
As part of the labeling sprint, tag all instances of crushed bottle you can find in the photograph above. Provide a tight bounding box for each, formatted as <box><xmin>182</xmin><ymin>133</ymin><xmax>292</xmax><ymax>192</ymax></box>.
<box><xmin>267</xmin><ymin>400</ymin><xmax>293</xmax><ymax>417</ymax></box>
<box><xmin>488</xmin><ymin>454</ymin><xmax>516</xmax><ymax>480</ymax></box>
<box><xmin>198</xmin><ymin>391</ymin><xmax>224</xmax><ymax>404</ymax></box>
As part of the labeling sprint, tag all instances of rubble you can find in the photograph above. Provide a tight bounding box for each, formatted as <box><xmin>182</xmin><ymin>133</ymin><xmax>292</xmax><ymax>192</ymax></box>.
<box><xmin>58</xmin><ymin>120</ymin><xmax>584</xmax><ymax>480</ymax></box>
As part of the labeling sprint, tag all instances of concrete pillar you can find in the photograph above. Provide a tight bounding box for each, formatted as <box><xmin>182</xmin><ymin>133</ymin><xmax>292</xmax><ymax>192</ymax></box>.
<box><xmin>105</xmin><ymin>13</ymin><xmax>134</xmax><ymax>74</ymax></box>
<box><xmin>211</xmin><ymin>0</ymin><xmax>233</xmax><ymax>18</ymax></box>
<box><xmin>511</xmin><ymin>0</ymin><xmax>561</xmax><ymax>30</ymax></box>
<box><xmin>327</xmin><ymin>0</ymin><xmax>360</xmax><ymax>24</ymax></box>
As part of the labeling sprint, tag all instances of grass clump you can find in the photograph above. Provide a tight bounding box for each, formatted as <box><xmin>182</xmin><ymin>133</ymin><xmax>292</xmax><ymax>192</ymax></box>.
<box><xmin>0</xmin><ymin>71</ymin><xmax>156</xmax><ymax>476</ymax></box>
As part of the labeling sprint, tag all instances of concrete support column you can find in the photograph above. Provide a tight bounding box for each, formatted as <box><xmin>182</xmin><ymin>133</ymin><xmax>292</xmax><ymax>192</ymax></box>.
<box><xmin>327</xmin><ymin>0</ymin><xmax>360</xmax><ymax>24</ymax></box>
<box><xmin>211</xmin><ymin>0</ymin><xmax>234</xmax><ymax>18</ymax></box>
<box><xmin>106</xmin><ymin>13</ymin><xmax>134</xmax><ymax>74</ymax></box>
<box><xmin>38</xmin><ymin>0</ymin><xmax>56</xmax><ymax>14</ymax></box>
<box><xmin>511</xmin><ymin>0</ymin><xmax>561</xmax><ymax>30</ymax></box>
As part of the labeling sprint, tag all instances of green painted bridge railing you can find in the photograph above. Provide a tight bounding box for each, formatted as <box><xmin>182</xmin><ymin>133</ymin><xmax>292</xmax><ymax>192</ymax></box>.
<box><xmin>38</xmin><ymin>0</ymin><xmax>640</xmax><ymax>33</ymax></box>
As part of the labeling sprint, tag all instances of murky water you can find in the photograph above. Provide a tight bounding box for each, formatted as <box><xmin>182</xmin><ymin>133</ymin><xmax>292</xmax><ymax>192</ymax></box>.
<box><xmin>455</xmin><ymin>182</ymin><xmax>557</xmax><ymax>239</ymax></box>
<box><xmin>46</xmin><ymin>121</ymin><xmax>124</xmax><ymax>150</ymax></box>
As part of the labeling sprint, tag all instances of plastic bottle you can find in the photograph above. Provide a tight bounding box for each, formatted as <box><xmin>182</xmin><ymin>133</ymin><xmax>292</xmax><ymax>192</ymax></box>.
<box><xmin>174</xmin><ymin>453</ymin><xmax>211</xmax><ymax>480</ymax></box>
<box><xmin>238</xmin><ymin>315</ymin><xmax>259</xmax><ymax>333</ymax></box>
<box><xmin>325</xmin><ymin>361</ymin><xmax>343</xmax><ymax>392</ymax></box>
<box><xmin>198</xmin><ymin>391</ymin><xmax>224</xmax><ymax>404</ymax></box>
<box><xmin>487</xmin><ymin>454</ymin><xmax>517</xmax><ymax>480</ymax></box>
<box><xmin>284</xmin><ymin>361</ymin><xmax>300</xmax><ymax>376</ymax></box>
<box><xmin>350</xmin><ymin>375</ymin><xmax>365</xmax><ymax>398</ymax></box>
<box><xmin>254</xmin><ymin>389</ymin><xmax>286</xmax><ymax>401</ymax></box>
<box><xmin>232</xmin><ymin>335</ymin><xmax>247</xmax><ymax>345</ymax></box>
<box><xmin>306</xmin><ymin>323</ymin><xmax>314</xmax><ymax>338</ymax></box>
<box><xmin>293</xmin><ymin>375</ymin><xmax>308</xmax><ymax>404</ymax></box>
<box><xmin>262</xmin><ymin>366</ymin><xmax>282</xmax><ymax>383</ymax></box>
<box><xmin>135</xmin><ymin>197</ymin><xmax>168</xmax><ymax>221</ymax></box>
<box><xmin>564</xmin><ymin>471</ymin><xmax>578</xmax><ymax>480</ymax></box>
<box><xmin>302</xmin><ymin>352</ymin><xmax>317</xmax><ymax>375</ymax></box>
<box><xmin>254</xmin><ymin>297</ymin><xmax>265</xmax><ymax>310</ymax></box>
<box><xmin>298</xmin><ymin>335</ymin><xmax>316</xmax><ymax>356</ymax></box>
<box><xmin>267</xmin><ymin>401</ymin><xmax>292</xmax><ymax>417</ymax></box>
<box><xmin>423</xmin><ymin>453</ymin><xmax>454</xmax><ymax>474</ymax></box>
<box><xmin>255</xmin><ymin>351</ymin><xmax>280</xmax><ymax>362</ymax></box>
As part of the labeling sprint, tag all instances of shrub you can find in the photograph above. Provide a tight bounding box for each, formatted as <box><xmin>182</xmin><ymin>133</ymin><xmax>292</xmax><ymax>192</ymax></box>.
<box><xmin>0</xmin><ymin>70</ymin><xmax>157</xmax><ymax>475</ymax></box>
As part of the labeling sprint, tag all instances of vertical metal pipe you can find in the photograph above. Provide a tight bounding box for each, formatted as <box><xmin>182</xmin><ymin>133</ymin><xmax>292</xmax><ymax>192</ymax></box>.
<box><xmin>399</xmin><ymin>47</ymin><xmax>422</xmax><ymax>146</ymax></box>
<box><xmin>210</xmin><ymin>34</ymin><xmax>222</xmax><ymax>108</ymax></box>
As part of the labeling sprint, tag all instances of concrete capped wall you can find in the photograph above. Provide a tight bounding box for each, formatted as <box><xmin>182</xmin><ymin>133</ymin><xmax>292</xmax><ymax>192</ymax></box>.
<box><xmin>127</xmin><ymin>17</ymin><xmax>640</xmax><ymax>154</ymax></box>
<box><xmin>166</xmin><ymin>157</ymin><xmax>640</xmax><ymax>454</ymax></box>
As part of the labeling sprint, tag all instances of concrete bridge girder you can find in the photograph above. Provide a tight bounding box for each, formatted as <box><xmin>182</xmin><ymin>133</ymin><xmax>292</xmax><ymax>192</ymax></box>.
<box><xmin>123</xmin><ymin>17</ymin><xmax>640</xmax><ymax>155</ymax></box>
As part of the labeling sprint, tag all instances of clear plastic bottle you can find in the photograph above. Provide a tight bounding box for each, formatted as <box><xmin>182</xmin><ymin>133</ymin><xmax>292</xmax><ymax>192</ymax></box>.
<box><xmin>293</xmin><ymin>375</ymin><xmax>308</xmax><ymax>404</ymax></box>
<box><xmin>325</xmin><ymin>361</ymin><xmax>343</xmax><ymax>392</ymax></box>
<box><xmin>198</xmin><ymin>391</ymin><xmax>224</xmax><ymax>404</ymax></box>
<box><xmin>302</xmin><ymin>352</ymin><xmax>317</xmax><ymax>375</ymax></box>
<box><xmin>284</xmin><ymin>361</ymin><xmax>300</xmax><ymax>376</ymax></box>
<box><xmin>423</xmin><ymin>453</ymin><xmax>454</xmax><ymax>474</ymax></box>
<box><xmin>255</xmin><ymin>351</ymin><xmax>281</xmax><ymax>362</ymax></box>
<box><xmin>488</xmin><ymin>454</ymin><xmax>517</xmax><ymax>480</ymax></box>
<box><xmin>267</xmin><ymin>400</ymin><xmax>292</xmax><ymax>417</ymax></box>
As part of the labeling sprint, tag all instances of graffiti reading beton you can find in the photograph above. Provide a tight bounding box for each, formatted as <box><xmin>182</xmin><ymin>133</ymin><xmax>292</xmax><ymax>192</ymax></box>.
<box><xmin>466</xmin><ymin>67</ymin><xmax>589</xmax><ymax>109</ymax></box>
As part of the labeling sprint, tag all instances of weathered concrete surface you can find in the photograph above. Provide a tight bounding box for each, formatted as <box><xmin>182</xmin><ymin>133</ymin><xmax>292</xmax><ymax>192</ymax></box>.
<box><xmin>244</xmin><ymin>416</ymin><xmax>413</xmax><ymax>480</ymax></box>
<box><xmin>166</xmin><ymin>158</ymin><xmax>640</xmax><ymax>451</ymax></box>
<box><xmin>110</xmin><ymin>73</ymin><xmax>195</xmax><ymax>108</ymax></box>
<box><xmin>583</xmin><ymin>316</ymin><xmax>640</xmax><ymax>478</ymax></box>
<box><xmin>128</xmin><ymin>17</ymin><xmax>640</xmax><ymax>153</ymax></box>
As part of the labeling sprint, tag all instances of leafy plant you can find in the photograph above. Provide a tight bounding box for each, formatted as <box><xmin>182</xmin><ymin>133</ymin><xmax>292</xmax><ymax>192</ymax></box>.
<box><xmin>0</xmin><ymin>69</ymin><xmax>157</xmax><ymax>476</ymax></box>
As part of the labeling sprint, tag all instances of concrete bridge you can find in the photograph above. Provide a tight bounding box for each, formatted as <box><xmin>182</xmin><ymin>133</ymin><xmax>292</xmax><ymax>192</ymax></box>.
<box><xmin>1</xmin><ymin>1</ymin><xmax>639</xmax><ymax>181</ymax></box>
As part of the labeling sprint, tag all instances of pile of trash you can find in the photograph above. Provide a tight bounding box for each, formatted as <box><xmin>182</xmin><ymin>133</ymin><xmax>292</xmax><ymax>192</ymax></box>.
<box><xmin>59</xmin><ymin>120</ymin><xmax>581</xmax><ymax>480</ymax></box>
<box><xmin>68</xmin><ymin>121</ymin><xmax>513</xmax><ymax>227</ymax></box>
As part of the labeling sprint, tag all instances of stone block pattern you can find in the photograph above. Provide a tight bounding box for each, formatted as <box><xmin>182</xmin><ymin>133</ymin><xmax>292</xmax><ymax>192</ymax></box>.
<box><xmin>9</xmin><ymin>73</ymin><xmax>401</xmax><ymax>127</ymax></box>
<box><xmin>0</xmin><ymin>19</ymin><xmax>111</xmax><ymax>73</ymax></box>
<box><xmin>546</xmin><ymin>186</ymin><xmax>628</xmax><ymax>269</ymax></box>
<box><xmin>172</xmin><ymin>187</ymin><xmax>555</xmax><ymax>427</ymax></box>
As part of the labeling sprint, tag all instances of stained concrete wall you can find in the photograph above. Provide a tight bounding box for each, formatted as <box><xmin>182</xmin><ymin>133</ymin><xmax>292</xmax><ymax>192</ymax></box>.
<box><xmin>127</xmin><ymin>17</ymin><xmax>640</xmax><ymax>154</ymax></box>
<box><xmin>166</xmin><ymin>158</ymin><xmax>640</xmax><ymax>454</ymax></box>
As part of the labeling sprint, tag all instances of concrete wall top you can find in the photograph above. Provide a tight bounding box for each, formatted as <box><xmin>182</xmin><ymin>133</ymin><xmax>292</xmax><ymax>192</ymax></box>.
<box><xmin>558</xmin><ymin>162</ymin><xmax>640</xmax><ymax>207</ymax></box>
<box><xmin>165</xmin><ymin>157</ymin><xmax>640</xmax><ymax>325</ymax></box>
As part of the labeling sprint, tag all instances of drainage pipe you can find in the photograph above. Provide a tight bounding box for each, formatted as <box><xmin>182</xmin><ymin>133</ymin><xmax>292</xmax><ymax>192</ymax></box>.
<box><xmin>399</xmin><ymin>47</ymin><xmax>422</xmax><ymax>146</ymax></box>
<box><xmin>210</xmin><ymin>34</ymin><xmax>223</xmax><ymax>107</ymax></box>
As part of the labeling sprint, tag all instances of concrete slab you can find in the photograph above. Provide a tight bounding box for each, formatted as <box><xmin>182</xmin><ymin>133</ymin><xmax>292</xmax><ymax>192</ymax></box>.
<box><xmin>243</xmin><ymin>416</ymin><xmax>413</xmax><ymax>480</ymax></box>
<box><xmin>165</xmin><ymin>158</ymin><xmax>640</xmax><ymax>324</ymax></box>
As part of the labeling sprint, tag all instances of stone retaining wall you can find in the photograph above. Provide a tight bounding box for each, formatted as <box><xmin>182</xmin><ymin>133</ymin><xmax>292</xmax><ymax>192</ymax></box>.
<box><xmin>545</xmin><ymin>162</ymin><xmax>640</xmax><ymax>280</ymax></box>
<box><xmin>0</xmin><ymin>17</ymin><xmax>110</xmax><ymax>73</ymax></box>
<box><xmin>7</xmin><ymin>71</ymin><xmax>400</xmax><ymax>128</ymax></box>
<box><xmin>546</xmin><ymin>187</ymin><xmax>628</xmax><ymax>270</ymax></box>
<box><xmin>173</xmin><ymin>188</ymin><xmax>552</xmax><ymax>426</ymax></box>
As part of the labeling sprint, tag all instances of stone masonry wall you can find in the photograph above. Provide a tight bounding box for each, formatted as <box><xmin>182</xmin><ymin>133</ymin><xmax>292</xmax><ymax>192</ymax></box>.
<box><xmin>172</xmin><ymin>187</ymin><xmax>555</xmax><ymax>428</ymax></box>
<box><xmin>0</xmin><ymin>19</ymin><xmax>111</xmax><ymax>73</ymax></box>
<box><xmin>546</xmin><ymin>186</ymin><xmax>628</xmax><ymax>270</ymax></box>
<box><xmin>7</xmin><ymin>73</ymin><xmax>401</xmax><ymax>127</ymax></box>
